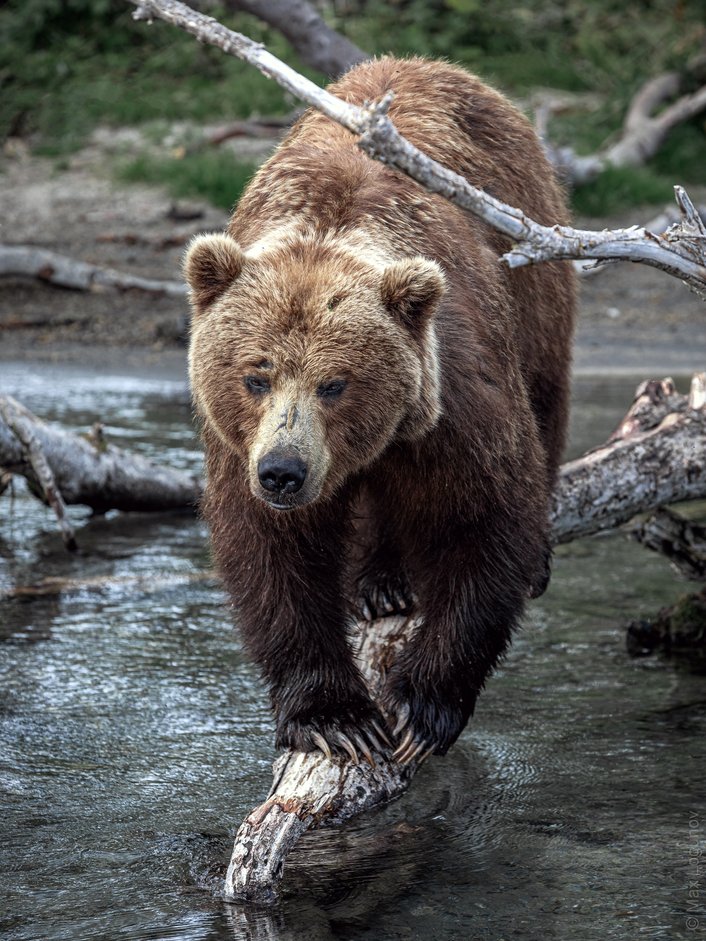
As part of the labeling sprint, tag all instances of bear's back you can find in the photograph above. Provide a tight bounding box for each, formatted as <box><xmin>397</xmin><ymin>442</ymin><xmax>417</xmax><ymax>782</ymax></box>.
<box><xmin>233</xmin><ymin>57</ymin><xmax>569</xmax><ymax>247</ymax></box>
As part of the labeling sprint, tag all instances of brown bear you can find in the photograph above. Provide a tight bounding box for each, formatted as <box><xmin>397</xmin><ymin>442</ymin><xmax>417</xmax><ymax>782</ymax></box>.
<box><xmin>185</xmin><ymin>56</ymin><xmax>576</xmax><ymax>764</ymax></box>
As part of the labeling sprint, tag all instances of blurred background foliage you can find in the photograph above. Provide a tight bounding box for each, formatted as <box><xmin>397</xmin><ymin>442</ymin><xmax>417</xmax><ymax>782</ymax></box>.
<box><xmin>1</xmin><ymin>0</ymin><xmax>705</xmax><ymax>214</ymax></box>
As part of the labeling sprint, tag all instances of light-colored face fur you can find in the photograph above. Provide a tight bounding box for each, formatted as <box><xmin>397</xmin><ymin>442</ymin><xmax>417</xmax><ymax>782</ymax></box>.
<box><xmin>185</xmin><ymin>232</ymin><xmax>445</xmax><ymax>510</ymax></box>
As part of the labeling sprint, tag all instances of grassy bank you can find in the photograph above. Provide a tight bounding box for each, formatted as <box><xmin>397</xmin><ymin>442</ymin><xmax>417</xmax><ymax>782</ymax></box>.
<box><xmin>2</xmin><ymin>0</ymin><xmax>704</xmax><ymax>214</ymax></box>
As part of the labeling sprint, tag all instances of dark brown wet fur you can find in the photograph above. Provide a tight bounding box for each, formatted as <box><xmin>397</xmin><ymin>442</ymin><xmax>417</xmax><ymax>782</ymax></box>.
<box><xmin>189</xmin><ymin>57</ymin><xmax>577</xmax><ymax>760</ymax></box>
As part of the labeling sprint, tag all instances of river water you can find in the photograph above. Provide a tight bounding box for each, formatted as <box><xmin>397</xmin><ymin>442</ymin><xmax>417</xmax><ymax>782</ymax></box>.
<box><xmin>1</xmin><ymin>362</ymin><xmax>704</xmax><ymax>941</ymax></box>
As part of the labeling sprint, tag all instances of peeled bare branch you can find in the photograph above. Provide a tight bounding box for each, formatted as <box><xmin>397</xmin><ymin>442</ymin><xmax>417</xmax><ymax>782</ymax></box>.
<box><xmin>0</xmin><ymin>397</ymin><xmax>77</xmax><ymax>550</ymax></box>
<box><xmin>128</xmin><ymin>0</ymin><xmax>706</xmax><ymax>300</ymax></box>
<box><xmin>0</xmin><ymin>244</ymin><xmax>187</xmax><ymax>296</ymax></box>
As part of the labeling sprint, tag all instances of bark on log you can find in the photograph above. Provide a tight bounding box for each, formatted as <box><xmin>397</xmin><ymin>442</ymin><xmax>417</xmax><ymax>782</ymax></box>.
<box><xmin>224</xmin><ymin>374</ymin><xmax>706</xmax><ymax>903</ymax></box>
<box><xmin>220</xmin><ymin>0</ymin><xmax>367</xmax><ymax>77</ymax></box>
<box><xmin>128</xmin><ymin>0</ymin><xmax>706</xmax><ymax>301</ymax></box>
<box><xmin>0</xmin><ymin>245</ymin><xmax>187</xmax><ymax>296</ymax></box>
<box><xmin>0</xmin><ymin>396</ymin><xmax>201</xmax><ymax>515</ymax></box>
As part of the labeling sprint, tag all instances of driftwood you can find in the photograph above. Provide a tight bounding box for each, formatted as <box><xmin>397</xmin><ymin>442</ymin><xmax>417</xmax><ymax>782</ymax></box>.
<box><xmin>128</xmin><ymin>0</ymin><xmax>706</xmax><ymax>301</ymax></box>
<box><xmin>547</xmin><ymin>70</ymin><xmax>706</xmax><ymax>185</ymax></box>
<box><xmin>0</xmin><ymin>244</ymin><xmax>187</xmax><ymax>296</ymax></box>
<box><xmin>0</xmin><ymin>397</ymin><xmax>78</xmax><ymax>550</ymax></box>
<box><xmin>225</xmin><ymin>373</ymin><xmax>706</xmax><ymax>903</ymax></box>
<box><xmin>550</xmin><ymin>374</ymin><xmax>706</xmax><ymax>543</ymax></box>
<box><xmin>0</xmin><ymin>396</ymin><xmax>202</xmax><ymax>532</ymax></box>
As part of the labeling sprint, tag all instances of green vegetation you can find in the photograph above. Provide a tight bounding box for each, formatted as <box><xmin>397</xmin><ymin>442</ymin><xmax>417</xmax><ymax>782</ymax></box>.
<box><xmin>118</xmin><ymin>151</ymin><xmax>258</xmax><ymax>211</ymax></box>
<box><xmin>571</xmin><ymin>166</ymin><xmax>676</xmax><ymax>217</ymax></box>
<box><xmin>0</xmin><ymin>0</ymin><xmax>320</xmax><ymax>154</ymax></box>
<box><xmin>2</xmin><ymin>0</ymin><xmax>705</xmax><ymax>215</ymax></box>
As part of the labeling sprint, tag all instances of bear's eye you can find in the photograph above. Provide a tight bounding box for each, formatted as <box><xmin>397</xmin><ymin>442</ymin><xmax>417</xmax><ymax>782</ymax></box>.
<box><xmin>317</xmin><ymin>379</ymin><xmax>346</xmax><ymax>399</ymax></box>
<box><xmin>327</xmin><ymin>296</ymin><xmax>342</xmax><ymax>311</ymax></box>
<box><xmin>244</xmin><ymin>375</ymin><xmax>271</xmax><ymax>395</ymax></box>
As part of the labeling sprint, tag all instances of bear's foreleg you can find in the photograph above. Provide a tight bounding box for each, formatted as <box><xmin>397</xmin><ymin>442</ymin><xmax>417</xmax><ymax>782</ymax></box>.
<box><xmin>383</xmin><ymin>511</ymin><xmax>545</xmax><ymax>762</ymax></box>
<box><xmin>214</xmin><ymin>498</ymin><xmax>390</xmax><ymax>762</ymax></box>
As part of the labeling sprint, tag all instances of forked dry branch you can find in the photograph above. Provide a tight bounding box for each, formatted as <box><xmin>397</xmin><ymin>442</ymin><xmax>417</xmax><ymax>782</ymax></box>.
<box><xmin>547</xmin><ymin>70</ymin><xmax>706</xmax><ymax>184</ymax></box>
<box><xmin>128</xmin><ymin>0</ymin><xmax>706</xmax><ymax>301</ymax></box>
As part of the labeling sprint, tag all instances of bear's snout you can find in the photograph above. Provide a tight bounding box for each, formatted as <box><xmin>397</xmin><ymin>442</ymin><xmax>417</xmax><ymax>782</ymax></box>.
<box><xmin>257</xmin><ymin>450</ymin><xmax>308</xmax><ymax>501</ymax></box>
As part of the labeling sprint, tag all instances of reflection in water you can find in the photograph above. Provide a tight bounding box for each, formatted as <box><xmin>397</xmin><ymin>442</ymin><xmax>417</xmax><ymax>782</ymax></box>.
<box><xmin>1</xmin><ymin>365</ymin><xmax>704</xmax><ymax>941</ymax></box>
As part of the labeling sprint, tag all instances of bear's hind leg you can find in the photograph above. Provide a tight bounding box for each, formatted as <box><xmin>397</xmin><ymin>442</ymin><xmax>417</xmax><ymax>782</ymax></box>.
<box><xmin>351</xmin><ymin>507</ymin><xmax>414</xmax><ymax>621</ymax></box>
<box><xmin>355</xmin><ymin>548</ymin><xmax>414</xmax><ymax>621</ymax></box>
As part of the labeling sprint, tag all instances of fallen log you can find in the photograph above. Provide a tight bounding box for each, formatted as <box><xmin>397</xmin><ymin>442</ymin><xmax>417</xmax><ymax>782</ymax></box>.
<box><xmin>225</xmin><ymin>373</ymin><xmax>706</xmax><ymax>903</ymax></box>
<box><xmin>0</xmin><ymin>244</ymin><xmax>187</xmax><ymax>296</ymax></box>
<box><xmin>550</xmin><ymin>373</ymin><xmax>706</xmax><ymax>543</ymax></box>
<box><xmin>0</xmin><ymin>396</ymin><xmax>202</xmax><ymax>524</ymax></box>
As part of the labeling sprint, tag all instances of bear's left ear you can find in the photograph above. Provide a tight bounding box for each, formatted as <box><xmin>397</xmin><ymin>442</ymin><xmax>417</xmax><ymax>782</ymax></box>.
<box><xmin>380</xmin><ymin>257</ymin><xmax>446</xmax><ymax>332</ymax></box>
<box><xmin>183</xmin><ymin>232</ymin><xmax>246</xmax><ymax>315</ymax></box>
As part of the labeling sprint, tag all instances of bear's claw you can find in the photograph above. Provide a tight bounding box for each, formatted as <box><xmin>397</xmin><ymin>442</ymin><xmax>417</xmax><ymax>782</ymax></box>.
<box><xmin>357</xmin><ymin>577</ymin><xmax>414</xmax><ymax>622</ymax></box>
<box><xmin>393</xmin><ymin>731</ymin><xmax>434</xmax><ymax>766</ymax></box>
<box><xmin>310</xmin><ymin>731</ymin><xmax>333</xmax><ymax>761</ymax></box>
<box><xmin>277</xmin><ymin>707</ymin><xmax>393</xmax><ymax>765</ymax></box>
<box><xmin>371</xmin><ymin>718</ymin><xmax>393</xmax><ymax>748</ymax></box>
<box><xmin>391</xmin><ymin>720</ymin><xmax>435</xmax><ymax>766</ymax></box>
<box><xmin>384</xmin><ymin>672</ymin><xmax>471</xmax><ymax>761</ymax></box>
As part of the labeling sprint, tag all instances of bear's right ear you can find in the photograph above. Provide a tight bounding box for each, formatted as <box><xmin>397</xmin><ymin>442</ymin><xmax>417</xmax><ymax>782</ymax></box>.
<box><xmin>380</xmin><ymin>256</ymin><xmax>446</xmax><ymax>333</ymax></box>
<box><xmin>183</xmin><ymin>233</ymin><xmax>246</xmax><ymax>314</ymax></box>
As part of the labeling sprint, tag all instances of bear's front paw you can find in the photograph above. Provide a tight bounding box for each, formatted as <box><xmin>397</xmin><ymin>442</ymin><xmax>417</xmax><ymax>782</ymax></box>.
<box><xmin>383</xmin><ymin>673</ymin><xmax>474</xmax><ymax>765</ymax></box>
<box><xmin>275</xmin><ymin>700</ymin><xmax>393</xmax><ymax>765</ymax></box>
<box><xmin>357</xmin><ymin>573</ymin><xmax>414</xmax><ymax>621</ymax></box>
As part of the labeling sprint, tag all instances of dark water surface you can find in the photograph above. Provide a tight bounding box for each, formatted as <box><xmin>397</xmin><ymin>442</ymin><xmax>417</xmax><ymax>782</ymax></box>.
<box><xmin>1</xmin><ymin>363</ymin><xmax>704</xmax><ymax>941</ymax></box>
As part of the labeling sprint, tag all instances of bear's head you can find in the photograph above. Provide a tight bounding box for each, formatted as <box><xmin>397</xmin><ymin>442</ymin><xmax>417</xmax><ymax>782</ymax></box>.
<box><xmin>185</xmin><ymin>232</ymin><xmax>445</xmax><ymax>511</ymax></box>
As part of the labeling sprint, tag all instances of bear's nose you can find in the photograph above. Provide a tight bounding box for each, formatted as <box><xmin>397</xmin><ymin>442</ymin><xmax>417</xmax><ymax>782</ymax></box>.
<box><xmin>257</xmin><ymin>452</ymin><xmax>308</xmax><ymax>495</ymax></box>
